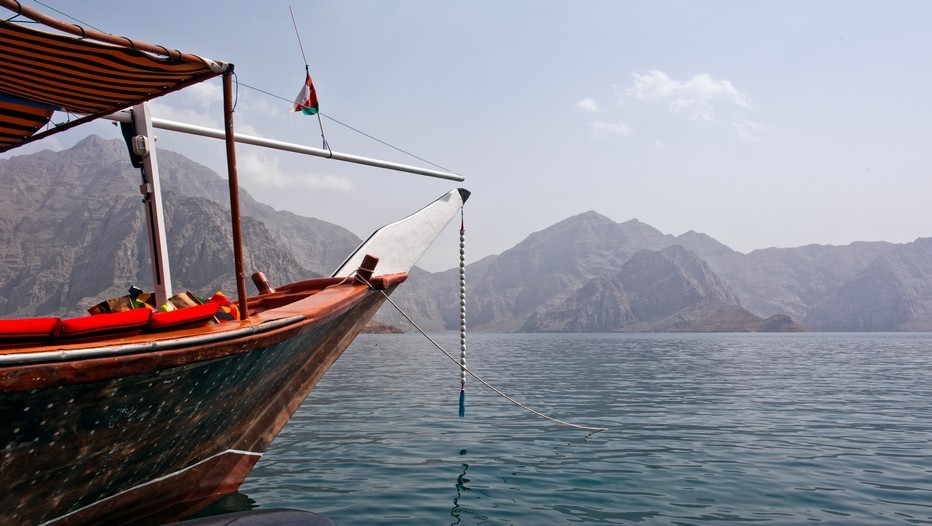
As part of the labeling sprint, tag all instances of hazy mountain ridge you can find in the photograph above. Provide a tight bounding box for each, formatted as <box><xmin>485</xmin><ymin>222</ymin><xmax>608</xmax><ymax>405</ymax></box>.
<box><xmin>154</xmin><ymin>146</ymin><xmax>362</xmax><ymax>275</ymax></box>
<box><xmin>510</xmin><ymin>238</ymin><xmax>804</xmax><ymax>333</ymax></box>
<box><xmin>1</xmin><ymin>137</ymin><xmax>930</xmax><ymax>331</ymax></box>
<box><xmin>461</xmin><ymin>213</ymin><xmax>931</xmax><ymax>332</ymax></box>
<box><xmin>0</xmin><ymin>137</ymin><xmax>328</xmax><ymax>317</ymax></box>
<box><xmin>471</xmin><ymin>212</ymin><xmax>932</xmax><ymax>331</ymax></box>
<box><xmin>802</xmin><ymin>238</ymin><xmax>932</xmax><ymax>331</ymax></box>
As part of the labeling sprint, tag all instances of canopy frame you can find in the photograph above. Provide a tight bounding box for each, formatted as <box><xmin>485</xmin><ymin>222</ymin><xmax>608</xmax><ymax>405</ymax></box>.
<box><xmin>0</xmin><ymin>0</ymin><xmax>228</xmax><ymax>153</ymax></box>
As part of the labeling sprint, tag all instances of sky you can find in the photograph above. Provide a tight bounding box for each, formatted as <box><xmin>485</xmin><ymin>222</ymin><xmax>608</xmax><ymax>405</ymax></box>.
<box><xmin>4</xmin><ymin>0</ymin><xmax>932</xmax><ymax>272</ymax></box>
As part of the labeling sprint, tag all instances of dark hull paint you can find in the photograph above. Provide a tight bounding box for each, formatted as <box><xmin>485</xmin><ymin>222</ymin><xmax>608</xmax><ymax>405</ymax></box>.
<box><xmin>0</xmin><ymin>284</ymin><xmax>391</xmax><ymax>525</ymax></box>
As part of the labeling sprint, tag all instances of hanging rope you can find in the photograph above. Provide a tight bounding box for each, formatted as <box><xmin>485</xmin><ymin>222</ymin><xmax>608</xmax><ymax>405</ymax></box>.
<box><xmin>353</xmin><ymin>263</ymin><xmax>608</xmax><ymax>432</ymax></box>
<box><xmin>458</xmin><ymin>208</ymin><xmax>467</xmax><ymax>417</ymax></box>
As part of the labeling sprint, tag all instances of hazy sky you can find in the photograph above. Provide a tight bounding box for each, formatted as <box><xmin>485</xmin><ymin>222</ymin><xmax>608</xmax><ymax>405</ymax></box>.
<box><xmin>5</xmin><ymin>1</ymin><xmax>931</xmax><ymax>272</ymax></box>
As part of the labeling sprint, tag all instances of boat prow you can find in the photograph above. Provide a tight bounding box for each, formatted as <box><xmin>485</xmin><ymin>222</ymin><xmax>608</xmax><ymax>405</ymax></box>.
<box><xmin>0</xmin><ymin>186</ymin><xmax>467</xmax><ymax>525</ymax></box>
<box><xmin>334</xmin><ymin>188</ymin><xmax>471</xmax><ymax>278</ymax></box>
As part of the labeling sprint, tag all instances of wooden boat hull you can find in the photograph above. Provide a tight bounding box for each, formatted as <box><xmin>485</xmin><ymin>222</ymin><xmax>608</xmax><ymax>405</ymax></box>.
<box><xmin>0</xmin><ymin>281</ymin><xmax>392</xmax><ymax>526</ymax></box>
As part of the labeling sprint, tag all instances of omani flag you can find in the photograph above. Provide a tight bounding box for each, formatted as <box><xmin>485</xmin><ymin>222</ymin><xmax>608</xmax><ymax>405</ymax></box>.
<box><xmin>290</xmin><ymin>72</ymin><xmax>319</xmax><ymax>115</ymax></box>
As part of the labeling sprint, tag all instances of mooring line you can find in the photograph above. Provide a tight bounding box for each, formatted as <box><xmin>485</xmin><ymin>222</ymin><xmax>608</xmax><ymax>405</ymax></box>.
<box><xmin>357</xmin><ymin>275</ymin><xmax>608</xmax><ymax>433</ymax></box>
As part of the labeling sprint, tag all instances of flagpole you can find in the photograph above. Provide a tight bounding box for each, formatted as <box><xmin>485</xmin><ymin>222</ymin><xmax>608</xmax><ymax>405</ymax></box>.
<box><xmin>311</xmin><ymin>66</ymin><xmax>331</xmax><ymax>154</ymax></box>
<box><xmin>290</xmin><ymin>7</ymin><xmax>330</xmax><ymax>152</ymax></box>
<box><xmin>289</xmin><ymin>6</ymin><xmax>308</xmax><ymax>65</ymax></box>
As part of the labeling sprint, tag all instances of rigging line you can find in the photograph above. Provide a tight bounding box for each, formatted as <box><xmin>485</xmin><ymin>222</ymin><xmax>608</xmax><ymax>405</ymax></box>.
<box><xmin>231</xmin><ymin>71</ymin><xmax>239</xmax><ymax>112</ymax></box>
<box><xmin>33</xmin><ymin>0</ymin><xmax>105</xmax><ymax>33</ymax></box>
<box><xmin>236</xmin><ymin>81</ymin><xmax>456</xmax><ymax>174</ymax></box>
<box><xmin>3</xmin><ymin>0</ymin><xmax>21</xmax><ymax>22</ymax></box>
<box><xmin>322</xmin><ymin>113</ymin><xmax>452</xmax><ymax>173</ymax></box>
<box><xmin>355</xmin><ymin>274</ymin><xmax>608</xmax><ymax>433</ymax></box>
<box><xmin>236</xmin><ymin>81</ymin><xmax>293</xmax><ymax>104</ymax></box>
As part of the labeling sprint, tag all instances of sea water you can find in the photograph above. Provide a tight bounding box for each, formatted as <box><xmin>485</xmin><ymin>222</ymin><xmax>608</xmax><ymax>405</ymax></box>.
<box><xmin>202</xmin><ymin>333</ymin><xmax>932</xmax><ymax>524</ymax></box>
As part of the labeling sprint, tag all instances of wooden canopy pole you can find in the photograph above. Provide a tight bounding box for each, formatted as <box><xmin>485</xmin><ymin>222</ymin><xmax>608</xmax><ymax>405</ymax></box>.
<box><xmin>222</xmin><ymin>68</ymin><xmax>249</xmax><ymax>320</ymax></box>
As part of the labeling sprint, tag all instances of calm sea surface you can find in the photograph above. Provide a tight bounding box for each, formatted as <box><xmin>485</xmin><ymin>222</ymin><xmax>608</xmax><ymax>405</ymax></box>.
<box><xmin>198</xmin><ymin>333</ymin><xmax>932</xmax><ymax>525</ymax></box>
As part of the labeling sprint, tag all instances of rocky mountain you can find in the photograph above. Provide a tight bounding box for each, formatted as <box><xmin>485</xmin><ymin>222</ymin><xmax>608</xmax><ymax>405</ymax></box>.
<box><xmin>464</xmin><ymin>212</ymin><xmax>682</xmax><ymax>331</ymax></box>
<box><xmin>457</xmin><ymin>211</ymin><xmax>931</xmax><ymax>332</ymax></box>
<box><xmin>803</xmin><ymin>238</ymin><xmax>932</xmax><ymax>331</ymax></box>
<box><xmin>521</xmin><ymin>245</ymin><xmax>804</xmax><ymax>332</ymax></box>
<box><xmin>0</xmin><ymin>136</ymin><xmax>354</xmax><ymax>317</ymax></box>
<box><xmin>153</xmin><ymin>147</ymin><xmax>361</xmax><ymax>276</ymax></box>
<box><xmin>2</xmin><ymin>136</ymin><xmax>930</xmax><ymax>332</ymax></box>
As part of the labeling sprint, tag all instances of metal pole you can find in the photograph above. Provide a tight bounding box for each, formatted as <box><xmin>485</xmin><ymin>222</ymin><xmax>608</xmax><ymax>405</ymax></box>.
<box><xmin>131</xmin><ymin>103</ymin><xmax>173</xmax><ymax>307</ymax></box>
<box><xmin>103</xmin><ymin>113</ymin><xmax>464</xmax><ymax>182</ymax></box>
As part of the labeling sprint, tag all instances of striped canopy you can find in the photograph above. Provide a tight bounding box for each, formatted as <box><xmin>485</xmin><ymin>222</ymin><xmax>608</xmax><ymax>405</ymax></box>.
<box><xmin>0</xmin><ymin>13</ymin><xmax>227</xmax><ymax>152</ymax></box>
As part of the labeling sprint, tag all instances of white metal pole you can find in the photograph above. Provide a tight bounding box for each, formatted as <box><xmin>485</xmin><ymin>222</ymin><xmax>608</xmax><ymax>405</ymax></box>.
<box><xmin>104</xmin><ymin>112</ymin><xmax>464</xmax><ymax>182</ymax></box>
<box><xmin>130</xmin><ymin>103</ymin><xmax>173</xmax><ymax>307</ymax></box>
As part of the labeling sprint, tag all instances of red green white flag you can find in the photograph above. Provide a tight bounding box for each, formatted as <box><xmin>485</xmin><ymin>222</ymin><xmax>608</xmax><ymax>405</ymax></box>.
<box><xmin>290</xmin><ymin>72</ymin><xmax>319</xmax><ymax>115</ymax></box>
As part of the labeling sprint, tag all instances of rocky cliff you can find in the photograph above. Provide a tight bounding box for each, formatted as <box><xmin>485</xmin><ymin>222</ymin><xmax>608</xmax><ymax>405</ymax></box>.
<box><xmin>521</xmin><ymin>245</ymin><xmax>805</xmax><ymax>332</ymax></box>
<box><xmin>0</xmin><ymin>136</ymin><xmax>348</xmax><ymax>317</ymax></box>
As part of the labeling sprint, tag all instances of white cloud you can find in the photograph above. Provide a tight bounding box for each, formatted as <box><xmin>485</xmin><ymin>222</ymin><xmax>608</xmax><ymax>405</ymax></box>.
<box><xmin>237</xmin><ymin>151</ymin><xmax>355</xmax><ymax>191</ymax></box>
<box><xmin>590</xmin><ymin>120</ymin><xmax>633</xmax><ymax>138</ymax></box>
<box><xmin>576</xmin><ymin>98</ymin><xmax>599</xmax><ymax>112</ymax></box>
<box><xmin>733</xmin><ymin>118</ymin><xmax>771</xmax><ymax>141</ymax></box>
<box><xmin>179</xmin><ymin>81</ymin><xmax>223</xmax><ymax>109</ymax></box>
<box><xmin>148</xmin><ymin>98</ymin><xmax>261</xmax><ymax>139</ymax></box>
<box><xmin>149</xmin><ymin>101</ymin><xmax>219</xmax><ymax>129</ymax></box>
<box><xmin>247</xmin><ymin>96</ymin><xmax>286</xmax><ymax>118</ymax></box>
<box><xmin>625</xmin><ymin>70</ymin><xmax>750</xmax><ymax>121</ymax></box>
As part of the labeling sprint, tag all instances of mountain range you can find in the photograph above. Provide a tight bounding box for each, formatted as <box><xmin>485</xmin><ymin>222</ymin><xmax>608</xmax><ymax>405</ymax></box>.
<box><xmin>2</xmin><ymin>136</ymin><xmax>930</xmax><ymax>332</ymax></box>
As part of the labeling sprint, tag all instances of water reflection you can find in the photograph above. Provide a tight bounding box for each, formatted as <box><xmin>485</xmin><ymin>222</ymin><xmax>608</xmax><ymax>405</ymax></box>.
<box><xmin>450</xmin><ymin>449</ymin><xmax>470</xmax><ymax>526</ymax></box>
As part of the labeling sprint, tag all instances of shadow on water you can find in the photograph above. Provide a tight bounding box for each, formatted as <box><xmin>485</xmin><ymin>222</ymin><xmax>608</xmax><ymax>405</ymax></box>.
<box><xmin>145</xmin><ymin>491</ymin><xmax>259</xmax><ymax>526</ymax></box>
<box><xmin>123</xmin><ymin>492</ymin><xmax>257</xmax><ymax>525</ymax></box>
<box><xmin>164</xmin><ymin>491</ymin><xmax>337</xmax><ymax>526</ymax></box>
<box><xmin>172</xmin><ymin>492</ymin><xmax>258</xmax><ymax>523</ymax></box>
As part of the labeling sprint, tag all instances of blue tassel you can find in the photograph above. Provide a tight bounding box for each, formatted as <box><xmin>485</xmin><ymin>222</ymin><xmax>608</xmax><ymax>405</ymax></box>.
<box><xmin>458</xmin><ymin>388</ymin><xmax>466</xmax><ymax>418</ymax></box>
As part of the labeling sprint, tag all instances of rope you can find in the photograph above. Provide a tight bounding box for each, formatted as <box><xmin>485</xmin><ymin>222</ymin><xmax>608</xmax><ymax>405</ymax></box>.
<box><xmin>232</xmin><ymin>71</ymin><xmax>239</xmax><ymax>112</ymax></box>
<box><xmin>354</xmin><ymin>273</ymin><xmax>608</xmax><ymax>433</ymax></box>
<box><xmin>32</xmin><ymin>0</ymin><xmax>104</xmax><ymax>32</ymax></box>
<box><xmin>458</xmin><ymin>209</ymin><xmax>467</xmax><ymax>417</ymax></box>
<box><xmin>4</xmin><ymin>0</ymin><xmax>21</xmax><ymax>22</ymax></box>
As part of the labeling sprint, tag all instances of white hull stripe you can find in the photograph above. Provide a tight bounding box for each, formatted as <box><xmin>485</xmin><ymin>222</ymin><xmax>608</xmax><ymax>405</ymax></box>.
<box><xmin>40</xmin><ymin>448</ymin><xmax>263</xmax><ymax>525</ymax></box>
